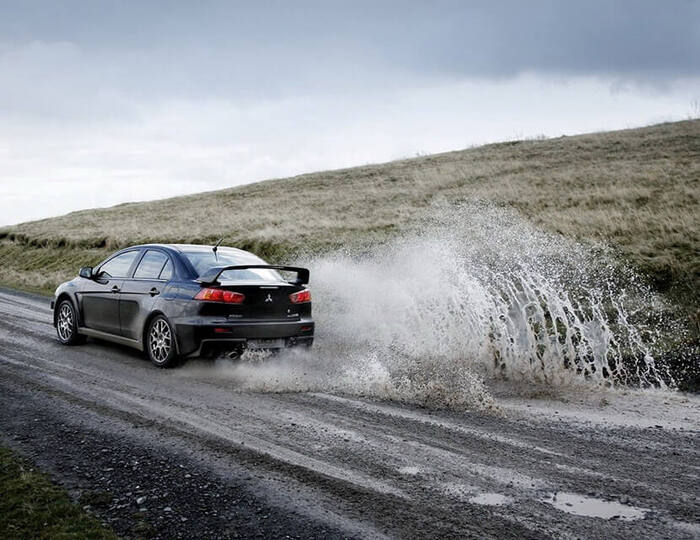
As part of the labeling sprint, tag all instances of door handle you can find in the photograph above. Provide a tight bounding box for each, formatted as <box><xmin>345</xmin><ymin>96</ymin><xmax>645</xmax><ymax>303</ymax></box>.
<box><xmin>111</xmin><ymin>285</ymin><xmax>120</xmax><ymax>293</ymax></box>
<box><xmin>149</xmin><ymin>287</ymin><xmax>160</xmax><ymax>297</ymax></box>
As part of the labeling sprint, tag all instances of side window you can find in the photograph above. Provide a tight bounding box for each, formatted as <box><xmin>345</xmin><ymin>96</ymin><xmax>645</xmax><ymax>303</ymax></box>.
<box><xmin>159</xmin><ymin>259</ymin><xmax>174</xmax><ymax>281</ymax></box>
<box><xmin>99</xmin><ymin>251</ymin><xmax>139</xmax><ymax>279</ymax></box>
<box><xmin>134</xmin><ymin>250</ymin><xmax>169</xmax><ymax>279</ymax></box>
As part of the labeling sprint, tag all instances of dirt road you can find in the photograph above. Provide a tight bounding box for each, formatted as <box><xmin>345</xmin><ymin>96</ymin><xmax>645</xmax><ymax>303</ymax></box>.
<box><xmin>0</xmin><ymin>289</ymin><xmax>697</xmax><ymax>539</ymax></box>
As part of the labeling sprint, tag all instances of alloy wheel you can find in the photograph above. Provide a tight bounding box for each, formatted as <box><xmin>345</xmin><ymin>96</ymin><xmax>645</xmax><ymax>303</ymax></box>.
<box><xmin>57</xmin><ymin>302</ymin><xmax>74</xmax><ymax>341</ymax></box>
<box><xmin>149</xmin><ymin>319</ymin><xmax>172</xmax><ymax>363</ymax></box>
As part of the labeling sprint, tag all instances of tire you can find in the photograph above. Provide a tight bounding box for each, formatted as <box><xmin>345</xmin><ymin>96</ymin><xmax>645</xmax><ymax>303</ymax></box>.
<box><xmin>55</xmin><ymin>299</ymin><xmax>86</xmax><ymax>345</ymax></box>
<box><xmin>145</xmin><ymin>315</ymin><xmax>179</xmax><ymax>368</ymax></box>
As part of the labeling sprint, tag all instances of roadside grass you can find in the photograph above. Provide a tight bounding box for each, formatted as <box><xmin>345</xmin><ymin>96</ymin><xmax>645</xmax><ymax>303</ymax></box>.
<box><xmin>0</xmin><ymin>119</ymin><xmax>697</xmax><ymax>336</ymax></box>
<box><xmin>0</xmin><ymin>446</ymin><xmax>117</xmax><ymax>540</ymax></box>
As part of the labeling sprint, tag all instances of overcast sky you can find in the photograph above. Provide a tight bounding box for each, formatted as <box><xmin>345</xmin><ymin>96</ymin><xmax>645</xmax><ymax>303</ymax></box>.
<box><xmin>1</xmin><ymin>0</ymin><xmax>699</xmax><ymax>225</ymax></box>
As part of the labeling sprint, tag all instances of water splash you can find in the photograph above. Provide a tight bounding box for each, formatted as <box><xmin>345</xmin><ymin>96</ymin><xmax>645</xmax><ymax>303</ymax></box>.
<box><xmin>219</xmin><ymin>202</ymin><xmax>671</xmax><ymax>410</ymax></box>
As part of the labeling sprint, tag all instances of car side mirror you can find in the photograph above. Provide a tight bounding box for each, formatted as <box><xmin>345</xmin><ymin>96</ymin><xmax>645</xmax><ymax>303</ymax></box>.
<box><xmin>79</xmin><ymin>266</ymin><xmax>94</xmax><ymax>279</ymax></box>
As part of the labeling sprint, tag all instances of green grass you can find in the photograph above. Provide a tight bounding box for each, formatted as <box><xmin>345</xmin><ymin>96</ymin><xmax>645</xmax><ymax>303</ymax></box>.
<box><xmin>0</xmin><ymin>447</ymin><xmax>117</xmax><ymax>540</ymax></box>
<box><xmin>0</xmin><ymin>119</ymin><xmax>698</xmax><ymax>325</ymax></box>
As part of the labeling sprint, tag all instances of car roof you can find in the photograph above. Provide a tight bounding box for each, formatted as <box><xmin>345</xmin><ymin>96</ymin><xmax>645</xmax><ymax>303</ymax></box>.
<box><xmin>124</xmin><ymin>244</ymin><xmax>262</xmax><ymax>260</ymax></box>
<box><xmin>105</xmin><ymin>244</ymin><xmax>269</xmax><ymax>279</ymax></box>
<box><xmin>129</xmin><ymin>243</ymin><xmax>255</xmax><ymax>257</ymax></box>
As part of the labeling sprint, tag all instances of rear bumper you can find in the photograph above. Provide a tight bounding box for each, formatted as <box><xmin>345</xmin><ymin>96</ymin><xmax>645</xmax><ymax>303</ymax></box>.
<box><xmin>174</xmin><ymin>318</ymin><xmax>314</xmax><ymax>357</ymax></box>
<box><xmin>194</xmin><ymin>335</ymin><xmax>313</xmax><ymax>357</ymax></box>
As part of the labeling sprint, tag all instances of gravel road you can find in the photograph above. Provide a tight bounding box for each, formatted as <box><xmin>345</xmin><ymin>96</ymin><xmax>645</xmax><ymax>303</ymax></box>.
<box><xmin>0</xmin><ymin>289</ymin><xmax>698</xmax><ymax>539</ymax></box>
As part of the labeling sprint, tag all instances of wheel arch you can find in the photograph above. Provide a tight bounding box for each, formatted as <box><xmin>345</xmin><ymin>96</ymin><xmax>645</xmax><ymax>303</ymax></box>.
<box><xmin>53</xmin><ymin>292</ymin><xmax>79</xmax><ymax>327</ymax></box>
<box><xmin>142</xmin><ymin>310</ymin><xmax>180</xmax><ymax>355</ymax></box>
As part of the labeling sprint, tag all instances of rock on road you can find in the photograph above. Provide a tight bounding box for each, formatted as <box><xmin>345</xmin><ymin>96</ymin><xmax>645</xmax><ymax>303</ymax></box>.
<box><xmin>0</xmin><ymin>289</ymin><xmax>698</xmax><ymax>539</ymax></box>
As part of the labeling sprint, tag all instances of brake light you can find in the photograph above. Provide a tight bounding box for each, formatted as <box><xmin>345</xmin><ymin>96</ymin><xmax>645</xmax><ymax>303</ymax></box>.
<box><xmin>194</xmin><ymin>288</ymin><xmax>245</xmax><ymax>303</ymax></box>
<box><xmin>289</xmin><ymin>289</ymin><xmax>311</xmax><ymax>304</ymax></box>
<box><xmin>214</xmin><ymin>327</ymin><xmax>232</xmax><ymax>333</ymax></box>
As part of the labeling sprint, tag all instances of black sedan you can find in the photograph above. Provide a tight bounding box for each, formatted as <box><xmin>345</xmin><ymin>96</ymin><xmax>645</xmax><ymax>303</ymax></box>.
<box><xmin>51</xmin><ymin>244</ymin><xmax>314</xmax><ymax>367</ymax></box>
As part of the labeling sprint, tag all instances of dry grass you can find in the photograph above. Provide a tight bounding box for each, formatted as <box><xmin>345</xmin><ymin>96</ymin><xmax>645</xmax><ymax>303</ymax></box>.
<box><xmin>1</xmin><ymin>119</ymin><xmax>698</xmax><ymax>313</ymax></box>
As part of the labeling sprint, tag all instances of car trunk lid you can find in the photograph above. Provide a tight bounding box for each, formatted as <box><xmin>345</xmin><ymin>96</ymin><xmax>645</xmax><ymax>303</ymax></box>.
<box><xmin>199</xmin><ymin>282</ymin><xmax>303</xmax><ymax>321</ymax></box>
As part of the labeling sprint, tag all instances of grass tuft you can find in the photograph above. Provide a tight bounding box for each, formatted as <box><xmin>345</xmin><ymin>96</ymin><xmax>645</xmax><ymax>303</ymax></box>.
<box><xmin>0</xmin><ymin>447</ymin><xmax>116</xmax><ymax>540</ymax></box>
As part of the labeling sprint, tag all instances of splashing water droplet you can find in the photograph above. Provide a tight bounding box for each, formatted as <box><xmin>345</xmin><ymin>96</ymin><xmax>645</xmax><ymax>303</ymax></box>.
<box><xmin>229</xmin><ymin>203</ymin><xmax>672</xmax><ymax>410</ymax></box>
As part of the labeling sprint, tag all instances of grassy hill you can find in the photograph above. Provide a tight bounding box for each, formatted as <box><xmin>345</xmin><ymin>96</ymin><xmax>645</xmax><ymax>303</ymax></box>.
<box><xmin>1</xmin><ymin>120</ymin><xmax>698</xmax><ymax>326</ymax></box>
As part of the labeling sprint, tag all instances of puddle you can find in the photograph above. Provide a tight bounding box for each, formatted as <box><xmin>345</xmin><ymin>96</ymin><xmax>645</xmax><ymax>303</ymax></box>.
<box><xmin>541</xmin><ymin>492</ymin><xmax>647</xmax><ymax>521</ymax></box>
<box><xmin>441</xmin><ymin>482</ymin><xmax>478</xmax><ymax>500</ymax></box>
<box><xmin>468</xmin><ymin>492</ymin><xmax>512</xmax><ymax>506</ymax></box>
<box><xmin>442</xmin><ymin>482</ymin><xmax>512</xmax><ymax>506</ymax></box>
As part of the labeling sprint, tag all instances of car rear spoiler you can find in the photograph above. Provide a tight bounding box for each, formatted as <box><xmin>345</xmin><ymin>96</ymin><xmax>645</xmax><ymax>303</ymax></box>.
<box><xmin>196</xmin><ymin>265</ymin><xmax>310</xmax><ymax>286</ymax></box>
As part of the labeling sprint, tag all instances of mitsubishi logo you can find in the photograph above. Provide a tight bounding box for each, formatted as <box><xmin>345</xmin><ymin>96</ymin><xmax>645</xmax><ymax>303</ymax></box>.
<box><xmin>264</xmin><ymin>293</ymin><xmax>273</xmax><ymax>303</ymax></box>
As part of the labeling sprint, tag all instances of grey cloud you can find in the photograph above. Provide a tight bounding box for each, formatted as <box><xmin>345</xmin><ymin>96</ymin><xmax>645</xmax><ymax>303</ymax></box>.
<box><xmin>0</xmin><ymin>0</ymin><xmax>697</xmax><ymax>103</ymax></box>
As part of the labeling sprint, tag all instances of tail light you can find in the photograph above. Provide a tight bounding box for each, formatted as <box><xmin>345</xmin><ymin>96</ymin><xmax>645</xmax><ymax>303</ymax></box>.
<box><xmin>194</xmin><ymin>288</ymin><xmax>245</xmax><ymax>304</ymax></box>
<box><xmin>289</xmin><ymin>289</ymin><xmax>311</xmax><ymax>304</ymax></box>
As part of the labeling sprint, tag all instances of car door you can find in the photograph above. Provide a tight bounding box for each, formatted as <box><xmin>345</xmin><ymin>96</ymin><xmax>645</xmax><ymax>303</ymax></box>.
<box><xmin>80</xmin><ymin>250</ymin><xmax>140</xmax><ymax>335</ymax></box>
<box><xmin>119</xmin><ymin>249</ymin><xmax>172</xmax><ymax>339</ymax></box>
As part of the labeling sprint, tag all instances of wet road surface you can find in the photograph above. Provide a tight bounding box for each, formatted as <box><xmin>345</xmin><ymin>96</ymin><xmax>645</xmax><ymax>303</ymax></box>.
<box><xmin>0</xmin><ymin>289</ymin><xmax>698</xmax><ymax>539</ymax></box>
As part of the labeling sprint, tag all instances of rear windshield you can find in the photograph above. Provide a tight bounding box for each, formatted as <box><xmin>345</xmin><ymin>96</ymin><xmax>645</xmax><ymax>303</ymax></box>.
<box><xmin>182</xmin><ymin>250</ymin><xmax>282</xmax><ymax>283</ymax></box>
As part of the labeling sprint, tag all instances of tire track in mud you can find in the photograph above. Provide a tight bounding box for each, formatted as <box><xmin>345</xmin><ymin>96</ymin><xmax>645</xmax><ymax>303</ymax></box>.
<box><xmin>0</xmin><ymin>289</ymin><xmax>698</xmax><ymax>539</ymax></box>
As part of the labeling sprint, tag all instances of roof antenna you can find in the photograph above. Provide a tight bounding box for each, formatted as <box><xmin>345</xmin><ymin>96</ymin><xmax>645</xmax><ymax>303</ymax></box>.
<box><xmin>212</xmin><ymin>238</ymin><xmax>223</xmax><ymax>262</ymax></box>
